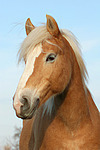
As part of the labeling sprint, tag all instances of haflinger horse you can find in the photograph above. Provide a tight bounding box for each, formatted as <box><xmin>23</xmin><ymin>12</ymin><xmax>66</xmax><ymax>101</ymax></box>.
<box><xmin>13</xmin><ymin>15</ymin><xmax>100</xmax><ymax>150</ymax></box>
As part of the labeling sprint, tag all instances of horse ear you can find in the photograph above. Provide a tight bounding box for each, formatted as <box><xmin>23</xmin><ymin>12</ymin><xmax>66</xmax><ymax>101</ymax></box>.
<box><xmin>25</xmin><ymin>18</ymin><xmax>35</xmax><ymax>35</ymax></box>
<box><xmin>46</xmin><ymin>15</ymin><xmax>60</xmax><ymax>37</ymax></box>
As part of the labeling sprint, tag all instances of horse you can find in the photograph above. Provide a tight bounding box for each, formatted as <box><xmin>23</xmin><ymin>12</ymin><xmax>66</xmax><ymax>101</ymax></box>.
<box><xmin>13</xmin><ymin>15</ymin><xmax>100</xmax><ymax>150</ymax></box>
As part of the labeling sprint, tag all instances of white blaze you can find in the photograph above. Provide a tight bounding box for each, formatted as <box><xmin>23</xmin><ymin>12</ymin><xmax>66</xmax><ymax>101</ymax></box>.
<box><xmin>14</xmin><ymin>43</ymin><xmax>42</xmax><ymax>108</ymax></box>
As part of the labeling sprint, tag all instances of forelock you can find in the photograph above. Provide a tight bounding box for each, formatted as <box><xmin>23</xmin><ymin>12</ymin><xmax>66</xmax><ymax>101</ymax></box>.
<box><xmin>18</xmin><ymin>25</ymin><xmax>52</xmax><ymax>63</ymax></box>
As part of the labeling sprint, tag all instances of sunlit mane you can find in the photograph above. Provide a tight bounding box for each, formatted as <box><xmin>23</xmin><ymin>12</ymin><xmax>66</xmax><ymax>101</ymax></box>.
<box><xmin>61</xmin><ymin>29</ymin><xmax>88</xmax><ymax>84</ymax></box>
<box><xmin>18</xmin><ymin>25</ymin><xmax>88</xmax><ymax>84</ymax></box>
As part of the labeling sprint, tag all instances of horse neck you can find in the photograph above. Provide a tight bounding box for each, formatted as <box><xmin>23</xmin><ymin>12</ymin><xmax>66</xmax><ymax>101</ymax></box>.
<box><xmin>56</xmin><ymin>54</ymin><xmax>90</xmax><ymax>130</ymax></box>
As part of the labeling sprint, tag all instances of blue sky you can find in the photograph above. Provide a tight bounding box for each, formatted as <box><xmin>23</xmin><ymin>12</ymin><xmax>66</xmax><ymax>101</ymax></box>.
<box><xmin>0</xmin><ymin>0</ymin><xmax>100</xmax><ymax>147</ymax></box>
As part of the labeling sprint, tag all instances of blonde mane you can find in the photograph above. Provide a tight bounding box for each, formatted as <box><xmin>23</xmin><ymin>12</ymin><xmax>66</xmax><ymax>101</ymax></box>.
<box><xmin>18</xmin><ymin>25</ymin><xmax>88</xmax><ymax>84</ymax></box>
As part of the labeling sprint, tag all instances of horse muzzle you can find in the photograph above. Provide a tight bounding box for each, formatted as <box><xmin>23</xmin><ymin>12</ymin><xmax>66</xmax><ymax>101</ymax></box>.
<box><xmin>13</xmin><ymin>89</ymin><xmax>40</xmax><ymax>119</ymax></box>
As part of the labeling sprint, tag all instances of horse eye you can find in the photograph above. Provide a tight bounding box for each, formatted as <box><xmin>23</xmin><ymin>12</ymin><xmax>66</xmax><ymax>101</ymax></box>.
<box><xmin>46</xmin><ymin>53</ymin><xmax>56</xmax><ymax>62</ymax></box>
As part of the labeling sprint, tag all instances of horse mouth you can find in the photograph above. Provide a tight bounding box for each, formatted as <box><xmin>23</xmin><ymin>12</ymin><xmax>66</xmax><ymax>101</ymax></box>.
<box><xmin>17</xmin><ymin>98</ymin><xmax>40</xmax><ymax>119</ymax></box>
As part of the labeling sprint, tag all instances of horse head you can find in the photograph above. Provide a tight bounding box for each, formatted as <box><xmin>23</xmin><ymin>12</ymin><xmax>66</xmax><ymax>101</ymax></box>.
<box><xmin>13</xmin><ymin>15</ymin><xmax>85</xmax><ymax>119</ymax></box>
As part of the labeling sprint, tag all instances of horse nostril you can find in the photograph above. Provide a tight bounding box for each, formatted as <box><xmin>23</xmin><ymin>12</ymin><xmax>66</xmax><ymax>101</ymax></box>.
<box><xmin>37</xmin><ymin>98</ymin><xmax>40</xmax><ymax>102</ymax></box>
<box><xmin>21</xmin><ymin>97</ymin><xmax>30</xmax><ymax>112</ymax></box>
